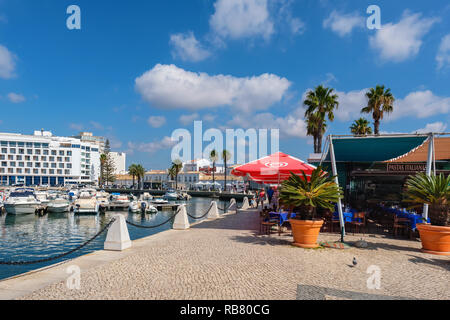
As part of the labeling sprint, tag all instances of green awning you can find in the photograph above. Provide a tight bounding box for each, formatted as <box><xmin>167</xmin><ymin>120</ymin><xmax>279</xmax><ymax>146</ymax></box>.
<box><xmin>324</xmin><ymin>136</ymin><xmax>428</xmax><ymax>162</ymax></box>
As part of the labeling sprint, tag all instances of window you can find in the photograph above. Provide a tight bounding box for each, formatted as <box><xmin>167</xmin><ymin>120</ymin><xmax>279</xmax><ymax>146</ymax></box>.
<box><xmin>19</xmin><ymin>149</ymin><xmax>24</xmax><ymax>154</ymax></box>
<box><xmin>42</xmin><ymin>143</ymin><xmax>49</xmax><ymax>148</ymax></box>
<box><xmin>18</xmin><ymin>142</ymin><xmax>24</xmax><ymax>147</ymax></box>
<box><xmin>51</xmin><ymin>163</ymin><xmax>56</xmax><ymax>168</ymax></box>
<box><xmin>16</xmin><ymin>168</ymin><xmax>22</xmax><ymax>174</ymax></box>
<box><xmin>0</xmin><ymin>155</ymin><xmax>4</xmax><ymax>160</ymax></box>
<box><xmin>43</xmin><ymin>163</ymin><xmax>49</xmax><ymax>168</ymax></box>
<box><xmin>49</xmin><ymin>169</ymin><xmax>54</xmax><ymax>174</ymax></box>
<box><xmin>27</xmin><ymin>149</ymin><xmax>33</xmax><ymax>155</ymax></box>
<box><xmin>59</xmin><ymin>163</ymin><xmax>64</xmax><ymax>168</ymax></box>
<box><xmin>9</xmin><ymin>141</ymin><xmax>16</xmax><ymax>147</ymax></box>
<box><xmin>51</xmin><ymin>150</ymin><xmax>56</xmax><ymax>155</ymax></box>
<box><xmin>1</xmin><ymin>162</ymin><xmax>6</xmax><ymax>167</ymax></box>
<box><xmin>25</xmin><ymin>168</ymin><xmax>31</xmax><ymax>174</ymax></box>
<box><xmin>1</xmin><ymin>148</ymin><xmax>7</xmax><ymax>153</ymax></box>
<box><xmin>35</xmin><ymin>149</ymin><xmax>41</xmax><ymax>155</ymax></box>
<box><xmin>41</xmin><ymin>156</ymin><xmax>46</xmax><ymax>161</ymax></box>
<box><xmin>27</xmin><ymin>162</ymin><xmax>32</xmax><ymax>168</ymax></box>
<box><xmin>35</xmin><ymin>163</ymin><xmax>41</xmax><ymax>168</ymax></box>
<box><xmin>8</xmin><ymin>168</ymin><xmax>13</xmax><ymax>173</ymax></box>
<box><xmin>57</xmin><ymin>169</ymin><xmax>62</xmax><ymax>175</ymax></box>
<box><xmin>33</xmin><ymin>156</ymin><xmax>38</xmax><ymax>161</ymax></box>
<box><xmin>71</xmin><ymin>144</ymin><xmax>80</xmax><ymax>148</ymax></box>
<box><xmin>41</xmin><ymin>169</ymin><xmax>47</xmax><ymax>174</ymax></box>
<box><xmin>33</xmin><ymin>169</ymin><xmax>39</xmax><ymax>174</ymax></box>
<box><xmin>16</xmin><ymin>155</ymin><xmax>22</xmax><ymax>161</ymax></box>
<box><xmin>49</xmin><ymin>156</ymin><xmax>54</xmax><ymax>162</ymax></box>
<box><xmin>8</xmin><ymin>155</ymin><xmax>13</xmax><ymax>160</ymax></box>
<box><xmin>67</xmin><ymin>151</ymin><xmax>72</xmax><ymax>156</ymax></box>
<box><xmin>34</xmin><ymin>143</ymin><xmax>41</xmax><ymax>148</ymax></box>
<box><xmin>59</xmin><ymin>150</ymin><xmax>64</xmax><ymax>156</ymax></box>
<box><xmin>43</xmin><ymin>149</ymin><xmax>49</xmax><ymax>155</ymax></box>
<box><xmin>9</xmin><ymin>148</ymin><xmax>16</xmax><ymax>154</ymax></box>
<box><xmin>57</xmin><ymin>157</ymin><xmax>62</xmax><ymax>162</ymax></box>
<box><xmin>25</xmin><ymin>156</ymin><xmax>30</xmax><ymax>161</ymax></box>
<box><xmin>18</xmin><ymin>162</ymin><xmax>24</xmax><ymax>167</ymax></box>
<box><xmin>65</xmin><ymin>170</ymin><xmax>70</xmax><ymax>175</ymax></box>
<box><xmin>10</xmin><ymin>162</ymin><xmax>16</xmax><ymax>167</ymax></box>
<box><xmin>26</xmin><ymin>142</ymin><xmax>32</xmax><ymax>147</ymax></box>
<box><xmin>66</xmin><ymin>164</ymin><xmax>72</xmax><ymax>169</ymax></box>
<box><xmin>0</xmin><ymin>141</ymin><xmax>7</xmax><ymax>147</ymax></box>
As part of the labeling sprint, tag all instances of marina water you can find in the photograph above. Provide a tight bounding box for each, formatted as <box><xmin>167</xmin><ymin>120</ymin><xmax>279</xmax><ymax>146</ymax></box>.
<box><xmin>0</xmin><ymin>197</ymin><xmax>226</xmax><ymax>280</ymax></box>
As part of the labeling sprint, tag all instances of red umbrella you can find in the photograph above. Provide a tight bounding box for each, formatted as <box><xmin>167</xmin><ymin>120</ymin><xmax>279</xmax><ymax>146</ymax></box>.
<box><xmin>231</xmin><ymin>152</ymin><xmax>317</xmax><ymax>184</ymax></box>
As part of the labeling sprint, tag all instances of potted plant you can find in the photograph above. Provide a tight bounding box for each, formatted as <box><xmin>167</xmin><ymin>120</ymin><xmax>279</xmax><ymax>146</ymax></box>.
<box><xmin>404</xmin><ymin>173</ymin><xmax>450</xmax><ymax>256</ymax></box>
<box><xmin>280</xmin><ymin>166</ymin><xmax>342</xmax><ymax>248</ymax></box>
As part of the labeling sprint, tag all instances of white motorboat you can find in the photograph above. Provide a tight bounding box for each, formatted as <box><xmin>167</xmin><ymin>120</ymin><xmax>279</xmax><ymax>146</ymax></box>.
<box><xmin>4</xmin><ymin>188</ymin><xmax>41</xmax><ymax>215</ymax></box>
<box><xmin>96</xmin><ymin>191</ymin><xmax>110</xmax><ymax>212</ymax></box>
<box><xmin>129</xmin><ymin>197</ymin><xmax>140</xmax><ymax>213</ymax></box>
<box><xmin>163</xmin><ymin>190</ymin><xmax>178</xmax><ymax>201</ymax></box>
<box><xmin>152</xmin><ymin>198</ymin><xmax>169</xmax><ymax>205</ymax></box>
<box><xmin>73</xmin><ymin>191</ymin><xmax>99</xmax><ymax>215</ymax></box>
<box><xmin>110</xmin><ymin>194</ymin><xmax>131</xmax><ymax>210</ymax></box>
<box><xmin>47</xmin><ymin>198</ymin><xmax>70</xmax><ymax>213</ymax></box>
<box><xmin>138</xmin><ymin>201</ymin><xmax>158</xmax><ymax>214</ymax></box>
<box><xmin>140</xmin><ymin>192</ymin><xmax>153</xmax><ymax>201</ymax></box>
<box><xmin>35</xmin><ymin>190</ymin><xmax>50</xmax><ymax>205</ymax></box>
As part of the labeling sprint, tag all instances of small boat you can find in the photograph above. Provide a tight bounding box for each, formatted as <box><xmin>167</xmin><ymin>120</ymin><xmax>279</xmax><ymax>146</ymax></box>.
<box><xmin>177</xmin><ymin>192</ymin><xmax>191</xmax><ymax>201</ymax></box>
<box><xmin>35</xmin><ymin>190</ymin><xmax>50</xmax><ymax>205</ymax></box>
<box><xmin>4</xmin><ymin>188</ymin><xmax>41</xmax><ymax>215</ymax></box>
<box><xmin>140</xmin><ymin>192</ymin><xmax>153</xmax><ymax>201</ymax></box>
<box><xmin>110</xmin><ymin>194</ymin><xmax>131</xmax><ymax>210</ymax></box>
<box><xmin>47</xmin><ymin>198</ymin><xmax>70</xmax><ymax>213</ymax></box>
<box><xmin>152</xmin><ymin>198</ymin><xmax>169</xmax><ymax>205</ymax></box>
<box><xmin>139</xmin><ymin>201</ymin><xmax>158</xmax><ymax>214</ymax></box>
<box><xmin>163</xmin><ymin>190</ymin><xmax>178</xmax><ymax>201</ymax></box>
<box><xmin>73</xmin><ymin>191</ymin><xmax>99</xmax><ymax>215</ymax></box>
<box><xmin>129</xmin><ymin>197</ymin><xmax>140</xmax><ymax>213</ymax></box>
<box><xmin>96</xmin><ymin>191</ymin><xmax>110</xmax><ymax>212</ymax></box>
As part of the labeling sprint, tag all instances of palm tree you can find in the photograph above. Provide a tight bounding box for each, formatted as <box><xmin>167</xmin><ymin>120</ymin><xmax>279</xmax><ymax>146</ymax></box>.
<box><xmin>350</xmin><ymin>118</ymin><xmax>373</xmax><ymax>136</ymax></box>
<box><xmin>128</xmin><ymin>164</ymin><xmax>138</xmax><ymax>188</ymax></box>
<box><xmin>403</xmin><ymin>173</ymin><xmax>450</xmax><ymax>226</ymax></box>
<box><xmin>221</xmin><ymin>150</ymin><xmax>231</xmax><ymax>192</ymax></box>
<box><xmin>209</xmin><ymin>149</ymin><xmax>219</xmax><ymax>190</ymax></box>
<box><xmin>279</xmin><ymin>167</ymin><xmax>342</xmax><ymax>220</ymax></box>
<box><xmin>135</xmin><ymin>164</ymin><xmax>145</xmax><ymax>189</ymax></box>
<box><xmin>361</xmin><ymin>85</ymin><xmax>395</xmax><ymax>135</ymax></box>
<box><xmin>304</xmin><ymin>85</ymin><xmax>339</xmax><ymax>153</ymax></box>
<box><xmin>171</xmin><ymin>159</ymin><xmax>183</xmax><ymax>190</ymax></box>
<box><xmin>306</xmin><ymin>112</ymin><xmax>327</xmax><ymax>154</ymax></box>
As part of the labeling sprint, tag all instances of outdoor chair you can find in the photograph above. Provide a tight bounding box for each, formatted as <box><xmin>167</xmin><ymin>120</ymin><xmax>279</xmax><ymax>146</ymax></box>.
<box><xmin>351</xmin><ymin>212</ymin><xmax>366</xmax><ymax>235</ymax></box>
<box><xmin>393</xmin><ymin>215</ymin><xmax>409</xmax><ymax>238</ymax></box>
<box><xmin>259</xmin><ymin>211</ymin><xmax>277</xmax><ymax>236</ymax></box>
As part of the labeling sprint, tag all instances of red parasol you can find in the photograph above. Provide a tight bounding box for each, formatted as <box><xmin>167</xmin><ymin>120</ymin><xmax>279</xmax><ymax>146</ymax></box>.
<box><xmin>231</xmin><ymin>152</ymin><xmax>317</xmax><ymax>184</ymax></box>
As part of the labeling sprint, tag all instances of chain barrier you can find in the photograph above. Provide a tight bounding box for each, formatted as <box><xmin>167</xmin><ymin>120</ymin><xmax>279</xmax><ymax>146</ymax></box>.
<box><xmin>0</xmin><ymin>218</ymin><xmax>116</xmax><ymax>265</ymax></box>
<box><xmin>186</xmin><ymin>207</ymin><xmax>211</xmax><ymax>220</ymax></box>
<box><xmin>126</xmin><ymin>213</ymin><xmax>178</xmax><ymax>229</ymax></box>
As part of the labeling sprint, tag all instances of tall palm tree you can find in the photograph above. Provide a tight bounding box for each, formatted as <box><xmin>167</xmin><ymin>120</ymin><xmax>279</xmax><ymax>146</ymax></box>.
<box><xmin>128</xmin><ymin>164</ymin><xmax>138</xmax><ymax>188</ymax></box>
<box><xmin>361</xmin><ymin>85</ymin><xmax>395</xmax><ymax>135</ymax></box>
<box><xmin>209</xmin><ymin>149</ymin><xmax>219</xmax><ymax>190</ymax></box>
<box><xmin>171</xmin><ymin>159</ymin><xmax>183</xmax><ymax>190</ymax></box>
<box><xmin>304</xmin><ymin>85</ymin><xmax>339</xmax><ymax>153</ymax></box>
<box><xmin>350</xmin><ymin>118</ymin><xmax>373</xmax><ymax>136</ymax></box>
<box><xmin>221</xmin><ymin>150</ymin><xmax>231</xmax><ymax>192</ymax></box>
<box><xmin>306</xmin><ymin>112</ymin><xmax>327</xmax><ymax>154</ymax></box>
<box><xmin>135</xmin><ymin>164</ymin><xmax>145</xmax><ymax>189</ymax></box>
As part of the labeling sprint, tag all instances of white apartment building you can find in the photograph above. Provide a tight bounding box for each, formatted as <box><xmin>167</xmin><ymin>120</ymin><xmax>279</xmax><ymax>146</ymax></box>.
<box><xmin>110</xmin><ymin>152</ymin><xmax>126</xmax><ymax>174</ymax></box>
<box><xmin>0</xmin><ymin>130</ymin><xmax>101</xmax><ymax>186</ymax></box>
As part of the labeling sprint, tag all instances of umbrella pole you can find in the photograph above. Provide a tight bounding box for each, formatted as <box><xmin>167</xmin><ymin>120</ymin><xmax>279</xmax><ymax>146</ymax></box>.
<box><xmin>329</xmin><ymin>135</ymin><xmax>345</xmax><ymax>242</ymax></box>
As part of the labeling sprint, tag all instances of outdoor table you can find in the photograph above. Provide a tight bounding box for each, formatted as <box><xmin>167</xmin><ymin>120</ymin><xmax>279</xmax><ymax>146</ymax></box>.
<box><xmin>269</xmin><ymin>212</ymin><xmax>296</xmax><ymax>226</ymax></box>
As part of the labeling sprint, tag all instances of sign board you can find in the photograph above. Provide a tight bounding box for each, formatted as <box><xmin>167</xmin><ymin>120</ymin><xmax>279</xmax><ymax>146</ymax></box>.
<box><xmin>386</xmin><ymin>163</ymin><xmax>426</xmax><ymax>172</ymax></box>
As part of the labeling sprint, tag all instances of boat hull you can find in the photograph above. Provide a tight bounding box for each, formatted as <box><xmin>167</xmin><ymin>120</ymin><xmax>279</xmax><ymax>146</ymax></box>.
<box><xmin>47</xmin><ymin>205</ymin><xmax>70</xmax><ymax>213</ymax></box>
<box><xmin>4</xmin><ymin>203</ymin><xmax>38</xmax><ymax>215</ymax></box>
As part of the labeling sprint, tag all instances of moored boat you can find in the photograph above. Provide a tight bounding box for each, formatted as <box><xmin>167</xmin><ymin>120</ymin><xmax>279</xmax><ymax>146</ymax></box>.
<box><xmin>4</xmin><ymin>188</ymin><xmax>41</xmax><ymax>215</ymax></box>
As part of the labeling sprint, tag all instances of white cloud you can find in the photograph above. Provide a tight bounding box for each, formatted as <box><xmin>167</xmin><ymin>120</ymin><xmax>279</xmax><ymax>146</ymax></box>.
<box><xmin>127</xmin><ymin>136</ymin><xmax>177</xmax><ymax>154</ymax></box>
<box><xmin>331</xmin><ymin>89</ymin><xmax>368</xmax><ymax>121</ymax></box>
<box><xmin>0</xmin><ymin>45</ymin><xmax>16</xmax><ymax>79</ymax></box>
<box><xmin>147</xmin><ymin>116</ymin><xmax>166</xmax><ymax>128</ymax></box>
<box><xmin>392</xmin><ymin>90</ymin><xmax>450</xmax><ymax>120</ymax></box>
<box><xmin>209</xmin><ymin>0</ymin><xmax>274</xmax><ymax>40</ymax></box>
<box><xmin>323</xmin><ymin>10</ymin><xmax>364</xmax><ymax>37</ymax></box>
<box><xmin>414</xmin><ymin>122</ymin><xmax>448</xmax><ymax>134</ymax></box>
<box><xmin>70</xmin><ymin>123</ymin><xmax>84</xmax><ymax>131</ymax></box>
<box><xmin>179</xmin><ymin>113</ymin><xmax>199</xmax><ymax>125</ymax></box>
<box><xmin>436</xmin><ymin>34</ymin><xmax>450</xmax><ymax>70</ymax></box>
<box><xmin>89</xmin><ymin>121</ymin><xmax>104</xmax><ymax>130</ymax></box>
<box><xmin>369</xmin><ymin>11</ymin><xmax>438</xmax><ymax>62</ymax></box>
<box><xmin>169</xmin><ymin>31</ymin><xmax>211</xmax><ymax>62</ymax></box>
<box><xmin>7</xmin><ymin>92</ymin><xmax>25</xmax><ymax>103</ymax></box>
<box><xmin>135</xmin><ymin>64</ymin><xmax>290</xmax><ymax>113</ymax></box>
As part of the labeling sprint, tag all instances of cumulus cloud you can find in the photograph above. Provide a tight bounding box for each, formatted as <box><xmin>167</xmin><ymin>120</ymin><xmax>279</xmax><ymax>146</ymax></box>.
<box><xmin>392</xmin><ymin>90</ymin><xmax>450</xmax><ymax>120</ymax></box>
<box><xmin>179</xmin><ymin>113</ymin><xmax>199</xmax><ymax>125</ymax></box>
<box><xmin>169</xmin><ymin>31</ymin><xmax>211</xmax><ymax>62</ymax></box>
<box><xmin>209</xmin><ymin>0</ymin><xmax>274</xmax><ymax>40</ymax></box>
<box><xmin>147</xmin><ymin>116</ymin><xmax>166</xmax><ymax>128</ymax></box>
<box><xmin>135</xmin><ymin>64</ymin><xmax>290</xmax><ymax>113</ymax></box>
<box><xmin>7</xmin><ymin>92</ymin><xmax>26</xmax><ymax>103</ymax></box>
<box><xmin>0</xmin><ymin>45</ymin><xmax>16</xmax><ymax>79</ymax></box>
<box><xmin>127</xmin><ymin>136</ymin><xmax>177</xmax><ymax>154</ymax></box>
<box><xmin>414</xmin><ymin>122</ymin><xmax>448</xmax><ymax>134</ymax></box>
<box><xmin>436</xmin><ymin>34</ymin><xmax>450</xmax><ymax>70</ymax></box>
<box><xmin>70</xmin><ymin>123</ymin><xmax>84</xmax><ymax>131</ymax></box>
<box><xmin>369</xmin><ymin>11</ymin><xmax>438</xmax><ymax>62</ymax></box>
<box><xmin>323</xmin><ymin>10</ymin><xmax>364</xmax><ymax>37</ymax></box>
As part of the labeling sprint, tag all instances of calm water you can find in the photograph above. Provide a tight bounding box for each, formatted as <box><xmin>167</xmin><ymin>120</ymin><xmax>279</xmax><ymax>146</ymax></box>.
<box><xmin>0</xmin><ymin>197</ymin><xmax>229</xmax><ymax>280</ymax></box>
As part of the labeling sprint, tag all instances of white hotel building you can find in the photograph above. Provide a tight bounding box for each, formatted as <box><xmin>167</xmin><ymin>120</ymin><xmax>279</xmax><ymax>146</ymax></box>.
<box><xmin>0</xmin><ymin>130</ymin><xmax>101</xmax><ymax>186</ymax></box>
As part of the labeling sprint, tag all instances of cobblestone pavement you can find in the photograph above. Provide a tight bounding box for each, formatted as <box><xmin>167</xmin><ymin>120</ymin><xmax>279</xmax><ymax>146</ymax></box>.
<box><xmin>22</xmin><ymin>210</ymin><xmax>449</xmax><ymax>300</ymax></box>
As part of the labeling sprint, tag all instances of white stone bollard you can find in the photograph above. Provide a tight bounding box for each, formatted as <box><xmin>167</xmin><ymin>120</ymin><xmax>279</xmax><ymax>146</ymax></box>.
<box><xmin>173</xmin><ymin>204</ymin><xmax>190</xmax><ymax>230</ymax></box>
<box><xmin>227</xmin><ymin>198</ymin><xmax>237</xmax><ymax>214</ymax></box>
<box><xmin>104</xmin><ymin>214</ymin><xmax>132</xmax><ymax>251</ymax></box>
<box><xmin>240</xmin><ymin>197</ymin><xmax>250</xmax><ymax>210</ymax></box>
<box><xmin>206</xmin><ymin>201</ymin><xmax>220</xmax><ymax>220</ymax></box>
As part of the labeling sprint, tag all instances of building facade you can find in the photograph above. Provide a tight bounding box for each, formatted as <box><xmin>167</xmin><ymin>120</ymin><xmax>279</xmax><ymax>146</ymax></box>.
<box><xmin>110</xmin><ymin>152</ymin><xmax>126</xmax><ymax>174</ymax></box>
<box><xmin>0</xmin><ymin>130</ymin><xmax>101</xmax><ymax>186</ymax></box>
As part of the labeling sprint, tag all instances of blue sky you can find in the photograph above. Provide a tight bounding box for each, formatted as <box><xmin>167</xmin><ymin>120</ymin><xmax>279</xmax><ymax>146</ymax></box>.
<box><xmin>0</xmin><ymin>0</ymin><xmax>449</xmax><ymax>170</ymax></box>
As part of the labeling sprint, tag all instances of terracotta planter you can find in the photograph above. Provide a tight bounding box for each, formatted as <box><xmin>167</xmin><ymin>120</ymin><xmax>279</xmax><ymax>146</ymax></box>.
<box><xmin>289</xmin><ymin>219</ymin><xmax>324</xmax><ymax>248</ymax></box>
<box><xmin>417</xmin><ymin>224</ymin><xmax>450</xmax><ymax>256</ymax></box>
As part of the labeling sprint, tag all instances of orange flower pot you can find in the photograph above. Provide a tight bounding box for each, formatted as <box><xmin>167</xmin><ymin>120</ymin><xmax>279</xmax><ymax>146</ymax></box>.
<box><xmin>289</xmin><ymin>219</ymin><xmax>324</xmax><ymax>248</ymax></box>
<box><xmin>417</xmin><ymin>224</ymin><xmax>450</xmax><ymax>256</ymax></box>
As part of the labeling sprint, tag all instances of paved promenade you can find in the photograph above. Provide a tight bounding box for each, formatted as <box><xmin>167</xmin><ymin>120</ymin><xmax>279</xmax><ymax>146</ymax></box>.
<box><xmin>1</xmin><ymin>209</ymin><xmax>448</xmax><ymax>300</ymax></box>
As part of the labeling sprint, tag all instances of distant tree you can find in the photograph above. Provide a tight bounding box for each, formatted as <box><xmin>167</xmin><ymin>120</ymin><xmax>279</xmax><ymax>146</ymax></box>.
<box><xmin>135</xmin><ymin>164</ymin><xmax>146</xmax><ymax>189</ymax></box>
<box><xmin>221</xmin><ymin>150</ymin><xmax>231</xmax><ymax>192</ymax></box>
<box><xmin>171</xmin><ymin>159</ymin><xmax>183</xmax><ymax>190</ymax></box>
<box><xmin>128</xmin><ymin>164</ymin><xmax>138</xmax><ymax>188</ymax></box>
<box><xmin>101</xmin><ymin>139</ymin><xmax>116</xmax><ymax>186</ymax></box>
<box><xmin>350</xmin><ymin>118</ymin><xmax>373</xmax><ymax>136</ymax></box>
<box><xmin>209</xmin><ymin>149</ymin><xmax>219</xmax><ymax>189</ymax></box>
<box><xmin>306</xmin><ymin>112</ymin><xmax>327</xmax><ymax>154</ymax></box>
<box><xmin>361</xmin><ymin>85</ymin><xmax>395</xmax><ymax>135</ymax></box>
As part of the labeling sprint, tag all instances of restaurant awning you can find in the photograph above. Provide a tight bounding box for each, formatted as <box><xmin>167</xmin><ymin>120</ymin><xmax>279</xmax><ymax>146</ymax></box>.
<box><xmin>322</xmin><ymin>135</ymin><xmax>429</xmax><ymax>163</ymax></box>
